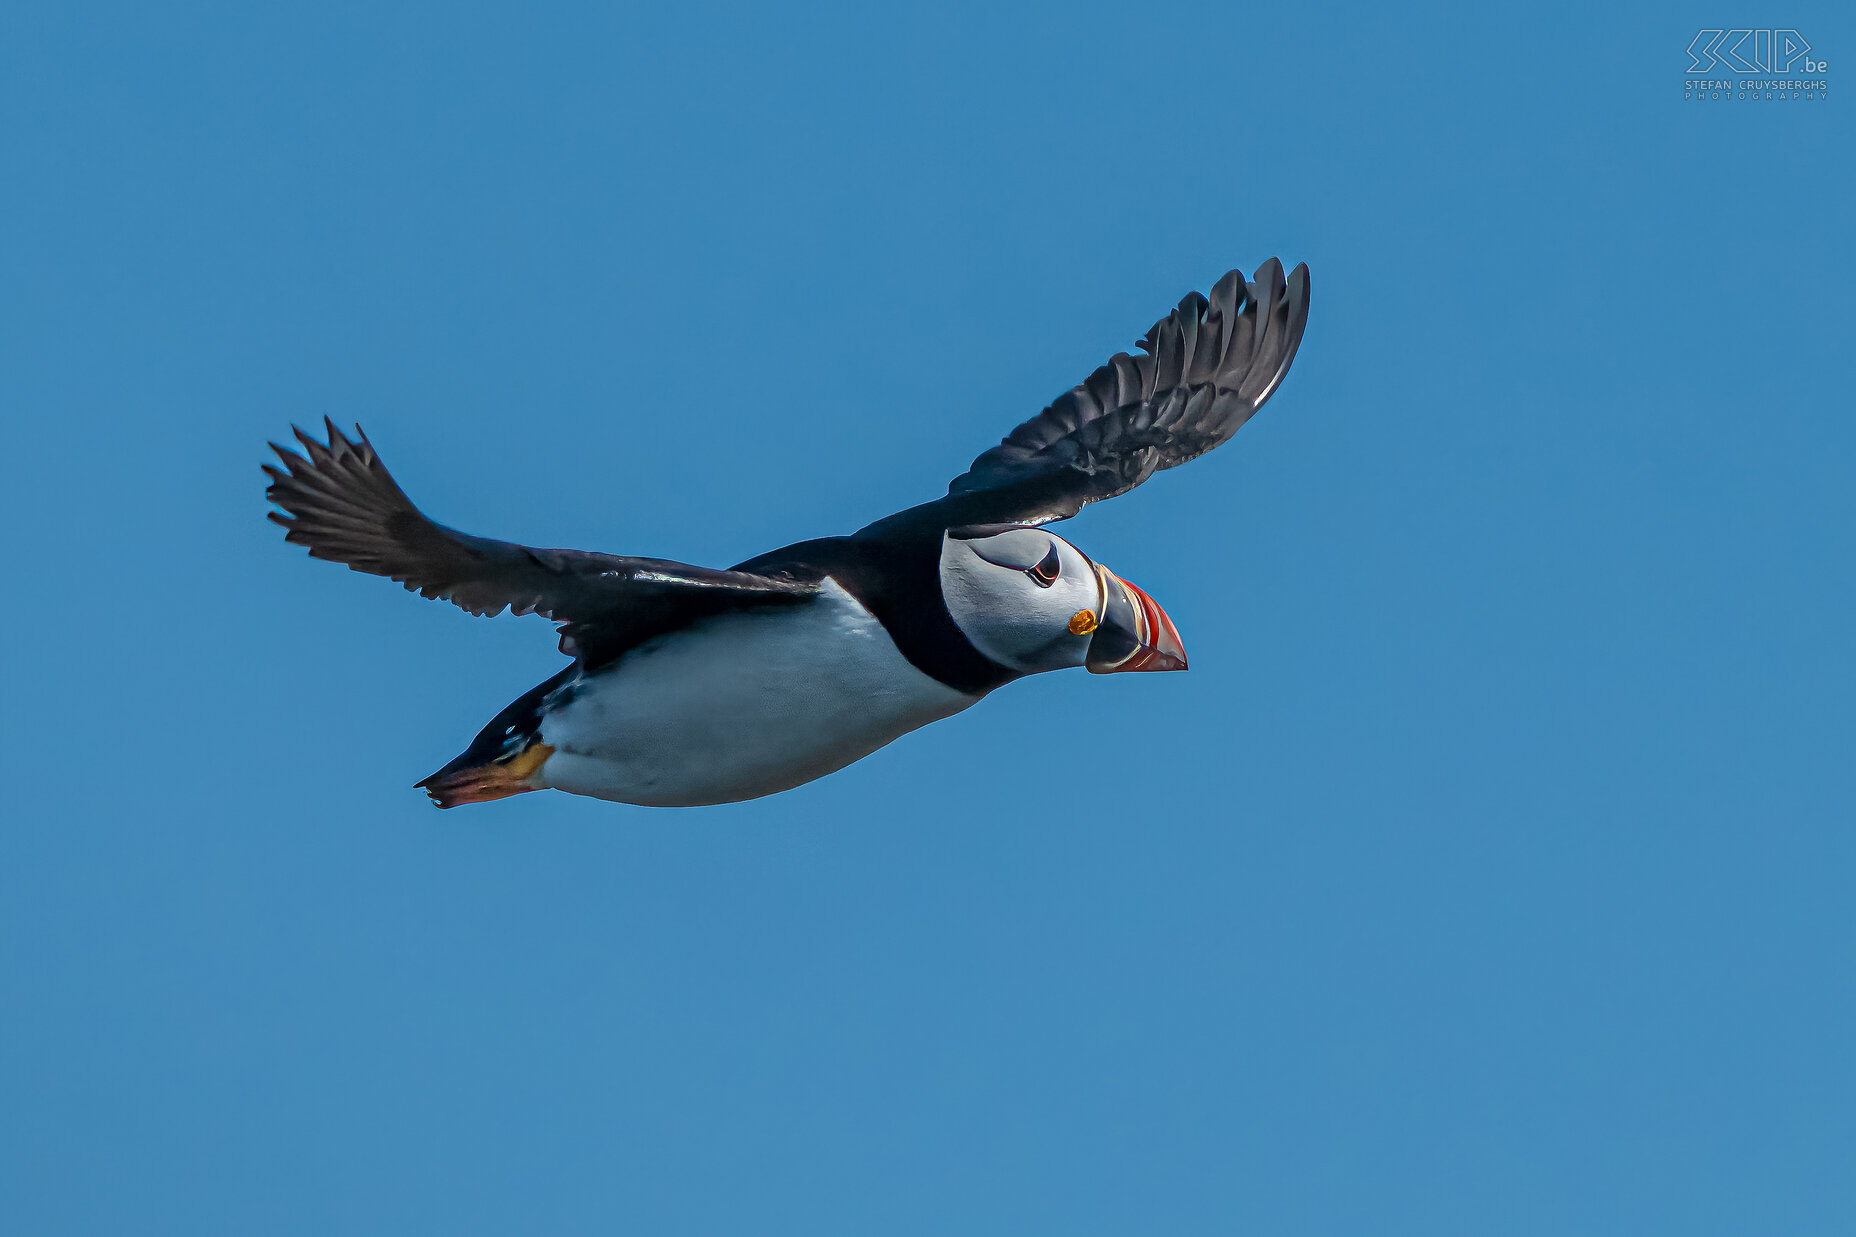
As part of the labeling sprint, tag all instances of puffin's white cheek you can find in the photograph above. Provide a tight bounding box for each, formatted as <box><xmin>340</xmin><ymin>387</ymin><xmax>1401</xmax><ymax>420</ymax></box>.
<box><xmin>938</xmin><ymin>552</ymin><xmax>1054</xmax><ymax>672</ymax></box>
<box><xmin>1013</xmin><ymin>630</ymin><xmax>1090</xmax><ymax>673</ymax></box>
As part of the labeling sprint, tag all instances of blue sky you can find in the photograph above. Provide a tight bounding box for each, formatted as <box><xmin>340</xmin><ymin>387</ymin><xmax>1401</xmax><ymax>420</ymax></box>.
<box><xmin>1</xmin><ymin>3</ymin><xmax>1850</xmax><ymax>1233</ymax></box>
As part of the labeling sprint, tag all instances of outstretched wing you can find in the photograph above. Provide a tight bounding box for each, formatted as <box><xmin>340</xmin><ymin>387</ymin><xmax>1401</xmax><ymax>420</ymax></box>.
<box><xmin>265</xmin><ymin>420</ymin><xmax>817</xmax><ymax>666</ymax></box>
<box><xmin>861</xmin><ymin>259</ymin><xmax>1309</xmax><ymax>536</ymax></box>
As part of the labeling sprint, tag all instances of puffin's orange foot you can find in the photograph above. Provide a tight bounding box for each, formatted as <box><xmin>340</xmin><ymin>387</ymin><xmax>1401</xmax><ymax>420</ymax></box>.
<box><xmin>416</xmin><ymin>743</ymin><xmax>554</xmax><ymax>808</ymax></box>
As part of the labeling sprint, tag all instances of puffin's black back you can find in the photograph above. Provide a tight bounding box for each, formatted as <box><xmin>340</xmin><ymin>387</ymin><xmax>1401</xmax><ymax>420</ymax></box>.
<box><xmin>733</xmin><ymin>530</ymin><xmax>1021</xmax><ymax>697</ymax></box>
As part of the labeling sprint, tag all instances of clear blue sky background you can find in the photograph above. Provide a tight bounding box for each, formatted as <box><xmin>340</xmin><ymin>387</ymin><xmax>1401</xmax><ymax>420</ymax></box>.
<box><xmin>2</xmin><ymin>3</ymin><xmax>1850</xmax><ymax>1233</ymax></box>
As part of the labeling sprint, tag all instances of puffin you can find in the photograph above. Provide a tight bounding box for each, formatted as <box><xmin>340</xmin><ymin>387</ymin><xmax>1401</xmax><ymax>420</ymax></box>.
<box><xmin>265</xmin><ymin>259</ymin><xmax>1310</xmax><ymax>808</ymax></box>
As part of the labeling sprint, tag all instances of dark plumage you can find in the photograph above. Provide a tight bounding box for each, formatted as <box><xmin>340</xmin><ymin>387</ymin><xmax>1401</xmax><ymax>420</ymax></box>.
<box><xmin>861</xmin><ymin>259</ymin><xmax>1309</xmax><ymax>537</ymax></box>
<box><xmin>264</xmin><ymin>423</ymin><xmax>818</xmax><ymax>669</ymax></box>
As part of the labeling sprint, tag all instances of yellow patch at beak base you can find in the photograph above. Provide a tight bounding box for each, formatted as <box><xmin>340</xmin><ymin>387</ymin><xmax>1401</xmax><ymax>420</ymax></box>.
<box><xmin>504</xmin><ymin>743</ymin><xmax>555</xmax><ymax>780</ymax></box>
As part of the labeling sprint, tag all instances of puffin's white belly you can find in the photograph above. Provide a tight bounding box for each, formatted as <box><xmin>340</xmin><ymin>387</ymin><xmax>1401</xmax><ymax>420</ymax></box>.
<box><xmin>534</xmin><ymin>578</ymin><xmax>979</xmax><ymax>807</ymax></box>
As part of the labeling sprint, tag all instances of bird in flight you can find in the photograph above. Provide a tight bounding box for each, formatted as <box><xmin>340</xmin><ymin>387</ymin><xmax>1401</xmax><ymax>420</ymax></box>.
<box><xmin>265</xmin><ymin>260</ymin><xmax>1310</xmax><ymax>808</ymax></box>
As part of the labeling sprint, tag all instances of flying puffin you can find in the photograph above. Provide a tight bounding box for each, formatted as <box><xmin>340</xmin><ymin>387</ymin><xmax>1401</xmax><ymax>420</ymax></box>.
<box><xmin>265</xmin><ymin>259</ymin><xmax>1310</xmax><ymax>808</ymax></box>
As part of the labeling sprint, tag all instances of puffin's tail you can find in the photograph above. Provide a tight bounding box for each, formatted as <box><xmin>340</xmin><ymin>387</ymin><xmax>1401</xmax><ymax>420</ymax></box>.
<box><xmin>417</xmin><ymin>666</ymin><xmax>574</xmax><ymax>808</ymax></box>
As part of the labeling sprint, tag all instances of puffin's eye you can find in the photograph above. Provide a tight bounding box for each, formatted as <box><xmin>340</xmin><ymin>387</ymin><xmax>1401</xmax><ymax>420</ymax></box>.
<box><xmin>1025</xmin><ymin>545</ymin><xmax>1061</xmax><ymax>588</ymax></box>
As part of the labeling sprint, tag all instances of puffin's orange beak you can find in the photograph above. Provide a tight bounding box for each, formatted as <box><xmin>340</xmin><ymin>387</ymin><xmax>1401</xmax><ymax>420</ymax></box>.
<box><xmin>1084</xmin><ymin>566</ymin><xmax>1188</xmax><ymax>674</ymax></box>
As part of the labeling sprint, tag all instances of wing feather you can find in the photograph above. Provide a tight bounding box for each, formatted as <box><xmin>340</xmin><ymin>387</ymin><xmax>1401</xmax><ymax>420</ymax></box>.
<box><xmin>265</xmin><ymin>420</ymin><xmax>816</xmax><ymax>666</ymax></box>
<box><xmin>864</xmin><ymin>259</ymin><xmax>1308</xmax><ymax>535</ymax></box>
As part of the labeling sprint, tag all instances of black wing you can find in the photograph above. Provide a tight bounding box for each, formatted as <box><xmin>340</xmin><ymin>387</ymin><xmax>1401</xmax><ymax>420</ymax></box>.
<box><xmin>265</xmin><ymin>420</ymin><xmax>817</xmax><ymax>667</ymax></box>
<box><xmin>861</xmin><ymin>259</ymin><xmax>1309</xmax><ymax>536</ymax></box>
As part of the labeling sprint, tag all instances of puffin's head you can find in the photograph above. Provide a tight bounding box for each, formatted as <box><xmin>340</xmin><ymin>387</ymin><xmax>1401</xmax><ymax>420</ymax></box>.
<box><xmin>938</xmin><ymin>525</ymin><xmax>1187</xmax><ymax>676</ymax></box>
